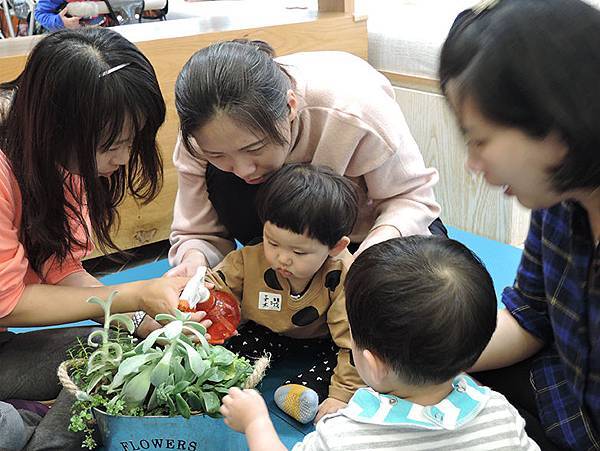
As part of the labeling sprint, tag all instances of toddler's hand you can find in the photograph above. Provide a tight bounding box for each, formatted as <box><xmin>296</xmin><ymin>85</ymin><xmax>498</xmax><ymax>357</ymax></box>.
<box><xmin>314</xmin><ymin>397</ymin><xmax>347</xmax><ymax>423</ymax></box>
<box><xmin>220</xmin><ymin>388</ymin><xmax>269</xmax><ymax>433</ymax></box>
<box><xmin>59</xmin><ymin>8</ymin><xmax>82</xmax><ymax>29</ymax></box>
<box><xmin>135</xmin><ymin>310</ymin><xmax>212</xmax><ymax>341</ymax></box>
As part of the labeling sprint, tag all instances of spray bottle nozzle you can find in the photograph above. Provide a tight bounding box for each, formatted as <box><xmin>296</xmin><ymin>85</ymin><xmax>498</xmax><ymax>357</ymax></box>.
<box><xmin>180</xmin><ymin>266</ymin><xmax>211</xmax><ymax>309</ymax></box>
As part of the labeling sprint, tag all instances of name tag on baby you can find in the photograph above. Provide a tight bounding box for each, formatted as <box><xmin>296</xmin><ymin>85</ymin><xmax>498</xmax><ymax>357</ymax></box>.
<box><xmin>258</xmin><ymin>292</ymin><xmax>282</xmax><ymax>311</ymax></box>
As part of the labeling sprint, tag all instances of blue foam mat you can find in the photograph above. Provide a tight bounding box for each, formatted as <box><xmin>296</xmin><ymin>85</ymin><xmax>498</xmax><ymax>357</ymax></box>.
<box><xmin>447</xmin><ymin>226</ymin><xmax>523</xmax><ymax>306</ymax></box>
<box><xmin>10</xmin><ymin>227</ymin><xmax>524</xmax><ymax>446</ymax></box>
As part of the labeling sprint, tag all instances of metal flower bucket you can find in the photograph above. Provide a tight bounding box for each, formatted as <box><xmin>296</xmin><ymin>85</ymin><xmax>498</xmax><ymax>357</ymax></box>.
<box><xmin>93</xmin><ymin>408</ymin><xmax>246</xmax><ymax>451</ymax></box>
<box><xmin>58</xmin><ymin>356</ymin><xmax>269</xmax><ymax>451</ymax></box>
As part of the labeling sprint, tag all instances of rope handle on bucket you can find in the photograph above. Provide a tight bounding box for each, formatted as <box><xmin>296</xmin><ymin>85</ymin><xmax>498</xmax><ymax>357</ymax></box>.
<box><xmin>57</xmin><ymin>354</ymin><xmax>271</xmax><ymax>398</ymax></box>
<box><xmin>57</xmin><ymin>358</ymin><xmax>86</xmax><ymax>396</ymax></box>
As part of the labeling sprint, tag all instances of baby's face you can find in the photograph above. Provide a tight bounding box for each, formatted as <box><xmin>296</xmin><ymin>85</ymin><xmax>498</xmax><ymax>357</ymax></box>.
<box><xmin>262</xmin><ymin>221</ymin><xmax>331</xmax><ymax>286</ymax></box>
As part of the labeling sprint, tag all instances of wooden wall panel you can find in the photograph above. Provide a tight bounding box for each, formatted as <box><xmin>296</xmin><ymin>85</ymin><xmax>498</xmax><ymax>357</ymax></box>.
<box><xmin>393</xmin><ymin>86</ymin><xmax>530</xmax><ymax>247</ymax></box>
<box><xmin>380</xmin><ymin>70</ymin><xmax>440</xmax><ymax>94</ymax></box>
<box><xmin>318</xmin><ymin>0</ymin><xmax>355</xmax><ymax>13</ymax></box>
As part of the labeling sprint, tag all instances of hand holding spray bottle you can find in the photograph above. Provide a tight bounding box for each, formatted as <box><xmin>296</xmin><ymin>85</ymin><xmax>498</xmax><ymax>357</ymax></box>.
<box><xmin>178</xmin><ymin>266</ymin><xmax>241</xmax><ymax>344</ymax></box>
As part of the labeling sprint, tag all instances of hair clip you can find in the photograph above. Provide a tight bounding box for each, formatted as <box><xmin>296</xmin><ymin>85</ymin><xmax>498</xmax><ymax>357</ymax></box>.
<box><xmin>99</xmin><ymin>62</ymin><xmax>131</xmax><ymax>78</ymax></box>
<box><xmin>472</xmin><ymin>0</ymin><xmax>501</xmax><ymax>15</ymax></box>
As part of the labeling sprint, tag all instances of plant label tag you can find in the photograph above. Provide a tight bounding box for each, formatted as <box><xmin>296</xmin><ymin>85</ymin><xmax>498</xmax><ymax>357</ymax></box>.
<box><xmin>258</xmin><ymin>292</ymin><xmax>282</xmax><ymax>311</ymax></box>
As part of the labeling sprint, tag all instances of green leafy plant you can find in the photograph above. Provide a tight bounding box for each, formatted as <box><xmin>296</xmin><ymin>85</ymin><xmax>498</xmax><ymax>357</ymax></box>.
<box><xmin>66</xmin><ymin>291</ymin><xmax>254</xmax><ymax>449</ymax></box>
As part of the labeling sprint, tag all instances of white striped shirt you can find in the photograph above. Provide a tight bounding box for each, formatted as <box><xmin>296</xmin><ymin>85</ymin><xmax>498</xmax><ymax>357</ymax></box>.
<box><xmin>293</xmin><ymin>375</ymin><xmax>539</xmax><ymax>451</ymax></box>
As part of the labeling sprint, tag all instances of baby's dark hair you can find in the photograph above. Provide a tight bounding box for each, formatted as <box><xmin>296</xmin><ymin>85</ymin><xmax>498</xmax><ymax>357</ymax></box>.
<box><xmin>256</xmin><ymin>163</ymin><xmax>358</xmax><ymax>248</ymax></box>
<box><xmin>345</xmin><ymin>236</ymin><xmax>497</xmax><ymax>385</ymax></box>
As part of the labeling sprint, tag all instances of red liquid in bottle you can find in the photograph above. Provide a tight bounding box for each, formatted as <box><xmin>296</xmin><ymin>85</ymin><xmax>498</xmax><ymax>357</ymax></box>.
<box><xmin>178</xmin><ymin>289</ymin><xmax>241</xmax><ymax>344</ymax></box>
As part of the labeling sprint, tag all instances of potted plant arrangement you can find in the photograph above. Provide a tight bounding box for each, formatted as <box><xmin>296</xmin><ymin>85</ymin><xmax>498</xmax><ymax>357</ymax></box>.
<box><xmin>59</xmin><ymin>291</ymin><xmax>268</xmax><ymax>451</ymax></box>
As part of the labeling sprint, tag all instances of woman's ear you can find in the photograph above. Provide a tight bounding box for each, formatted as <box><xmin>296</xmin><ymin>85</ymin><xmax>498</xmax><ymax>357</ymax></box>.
<box><xmin>329</xmin><ymin>236</ymin><xmax>350</xmax><ymax>257</ymax></box>
<box><xmin>287</xmin><ymin>89</ymin><xmax>298</xmax><ymax>122</ymax></box>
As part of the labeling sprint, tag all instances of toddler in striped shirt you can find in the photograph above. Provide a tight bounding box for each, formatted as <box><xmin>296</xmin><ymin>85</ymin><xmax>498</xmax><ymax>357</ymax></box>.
<box><xmin>220</xmin><ymin>236</ymin><xmax>539</xmax><ymax>450</ymax></box>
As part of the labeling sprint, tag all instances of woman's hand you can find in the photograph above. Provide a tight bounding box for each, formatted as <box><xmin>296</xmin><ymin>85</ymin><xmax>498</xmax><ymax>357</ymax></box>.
<box><xmin>136</xmin><ymin>276</ymin><xmax>190</xmax><ymax>319</ymax></box>
<box><xmin>354</xmin><ymin>225</ymin><xmax>401</xmax><ymax>258</ymax></box>
<box><xmin>165</xmin><ymin>250</ymin><xmax>208</xmax><ymax>277</ymax></box>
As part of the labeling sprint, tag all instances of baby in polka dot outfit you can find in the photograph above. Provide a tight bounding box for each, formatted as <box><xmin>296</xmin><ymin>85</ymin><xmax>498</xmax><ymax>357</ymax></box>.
<box><xmin>206</xmin><ymin>163</ymin><xmax>364</xmax><ymax>424</ymax></box>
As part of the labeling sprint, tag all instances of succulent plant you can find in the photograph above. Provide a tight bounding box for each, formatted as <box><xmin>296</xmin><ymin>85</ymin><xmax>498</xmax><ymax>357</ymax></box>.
<box><xmin>68</xmin><ymin>291</ymin><xmax>254</xmax><ymax>449</ymax></box>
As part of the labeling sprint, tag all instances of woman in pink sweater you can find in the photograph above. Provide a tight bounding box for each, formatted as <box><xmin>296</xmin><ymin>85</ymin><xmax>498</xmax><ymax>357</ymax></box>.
<box><xmin>0</xmin><ymin>29</ymin><xmax>205</xmax><ymax>449</ymax></box>
<box><xmin>168</xmin><ymin>39</ymin><xmax>444</xmax><ymax>277</ymax></box>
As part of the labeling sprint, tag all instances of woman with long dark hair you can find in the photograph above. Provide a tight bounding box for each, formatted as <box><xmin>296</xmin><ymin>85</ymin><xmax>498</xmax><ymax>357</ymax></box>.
<box><xmin>0</xmin><ymin>28</ymin><xmax>204</xmax><ymax>449</ymax></box>
<box><xmin>440</xmin><ymin>0</ymin><xmax>600</xmax><ymax>449</ymax></box>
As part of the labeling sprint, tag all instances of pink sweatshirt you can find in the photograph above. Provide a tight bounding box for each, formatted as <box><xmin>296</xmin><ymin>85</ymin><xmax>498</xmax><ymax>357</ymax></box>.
<box><xmin>0</xmin><ymin>151</ymin><xmax>92</xmax><ymax>320</ymax></box>
<box><xmin>170</xmin><ymin>51</ymin><xmax>440</xmax><ymax>268</ymax></box>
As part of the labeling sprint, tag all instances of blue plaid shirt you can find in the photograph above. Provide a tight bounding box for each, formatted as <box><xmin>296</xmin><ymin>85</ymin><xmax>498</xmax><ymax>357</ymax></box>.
<box><xmin>503</xmin><ymin>201</ymin><xmax>600</xmax><ymax>450</ymax></box>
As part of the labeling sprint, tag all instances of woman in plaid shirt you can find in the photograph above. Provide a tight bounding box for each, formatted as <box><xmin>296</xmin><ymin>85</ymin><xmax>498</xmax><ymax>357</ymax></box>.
<box><xmin>439</xmin><ymin>0</ymin><xmax>600</xmax><ymax>449</ymax></box>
